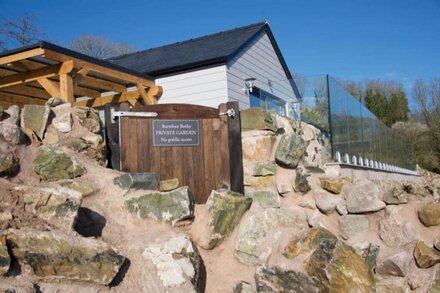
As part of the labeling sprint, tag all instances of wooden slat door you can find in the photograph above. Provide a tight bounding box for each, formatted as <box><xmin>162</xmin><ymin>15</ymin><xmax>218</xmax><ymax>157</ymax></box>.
<box><xmin>118</xmin><ymin>103</ymin><xmax>242</xmax><ymax>204</ymax></box>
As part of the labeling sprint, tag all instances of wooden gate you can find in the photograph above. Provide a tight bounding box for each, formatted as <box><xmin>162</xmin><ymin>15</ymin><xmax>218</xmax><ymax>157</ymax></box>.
<box><xmin>116</xmin><ymin>102</ymin><xmax>243</xmax><ymax>203</ymax></box>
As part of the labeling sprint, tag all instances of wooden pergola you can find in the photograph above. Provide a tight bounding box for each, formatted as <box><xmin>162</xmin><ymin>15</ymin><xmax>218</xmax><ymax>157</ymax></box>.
<box><xmin>0</xmin><ymin>41</ymin><xmax>162</xmax><ymax>108</ymax></box>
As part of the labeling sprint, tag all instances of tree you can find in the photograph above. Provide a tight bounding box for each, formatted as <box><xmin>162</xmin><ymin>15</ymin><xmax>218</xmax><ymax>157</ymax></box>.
<box><xmin>340</xmin><ymin>79</ymin><xmax>409</xmax><ymax>127</ymax></box>
<box><xmin>0</xmin><ymin>12</ymin><xmax>42</xmax><ymax>50</ymax></box>
<box><xmin>68</xmin><ymin>35</ymin><xmax>135</xmax><ymax>59</ymax></box>
<box><xmin>411</xmin><ymin>78</ymin><xmax>440</xmax><ymax>172</ymax></box>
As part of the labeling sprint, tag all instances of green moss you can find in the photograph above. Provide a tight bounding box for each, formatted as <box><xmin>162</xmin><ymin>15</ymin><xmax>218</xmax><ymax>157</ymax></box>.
<box><xmin>207</xmin><ymin>192</ymin><xmax>252</xmax><ymax>249</ymax></box>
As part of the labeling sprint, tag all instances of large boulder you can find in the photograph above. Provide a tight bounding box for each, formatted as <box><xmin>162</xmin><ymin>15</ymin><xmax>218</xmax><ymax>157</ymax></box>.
<box><xmin>59</xmin><ymin>134</ymin><xmax>107</xmax><ymax>166</ymax></box>
<box><xmin>414</xmin><ymin>241</ymin><xmax>440</xmax><ymax>268</ymax></box>
<box><xmin>0</xmin><ymin>149</ymin><xmax>18</xmax><ymax>177</ymax></box>
<box><xmin>339</xmin><ymin>215</ymin><xmax>369</xmax><ymax>240</ymax></box>
<box><xmin>51</xmin><ymin>103</ymin><xmax>72</xmax><ymax>133</ymax></box>
<box><xmin>379</xmin><ymin>206</ymin><xmax>417</xmax><ymax>247</ymax></box>
<box><xmin>319</xmin><ymin>177</ymin><xmax>344</xmax><ymax>194</ymax></box>
<box><xmin>204</xmin><ymin>190</ymin><xmax>252</xmax><ymax>249</ymax></box>
<box><xmin>418</xmin><ymin>203</ymin><xmax>440</xmax><ymax>227</ymax></box>
<box><xmin>114</xmin><ymin>172</ymin><xmax>159</xmax><ymax>190</ymax></box>
<box><xmin>0</xmin><ymin>234</ymin><xmax>10</xmax><ymax>275</ymax></box>
<box><xmin>383</xmin><ymin>186</ymin><xmax>409</xmax><ymax>205</ymax></box>
<box><xmin>284</xmin><ymin>227</ymin><xmax>337</xmax><ymax>259</ymax></box>
<box><xmin>376</xmin><ymin>251</ymin><xmax>412</xmax><ymax>277</ymax></box>
<box><xmin>241</xmin><ymin>109</ymin><xmax>277</xmax><ymax>132</ymax></box>
<box><xmin>293</xmin><ymin>167</ymin><xmax>311</xmax><ymax>194</ymax></box>
<box><xmin>345</xmin><ymin>180</ymin><xmax>385</xmax><ymax>213</ymax></box>
<box><xmin>242</xmin><ymin>133</ymin><xmax>276</xmax><ymax>162</ymax></box>
<box><xmin>125</xmin><ymin>186</ymin><xmax>194</xmax><ymax>226</ymax></box>
<box><xmin>21</xmin><ymin>186</ymin><xmax>82</xmax><ymax>231</ymax></box>
<box><xmin>315</xmin><ymin>193</ymin><xmax>343</xmax><ymax>215</ymax></box>
<box><xmin>254</xmin><ymin>265</ymin><xmax>319</xmax><ymax>293</ymax></box>
<box><xmin>0</xmin><ymin>122</ymin><xmax>25</xmax><ymax>145</ymax></box>
<box><xmin>143</xmin><ymin>233</ymin><xmax>202</xmax><ymax>292</ymax></box>
<box><xmin>4</xmin><ymin>105</ymin><xmax>20</xmax><ymax>125</ymax></box>
<box><xmin>245</xmin><ymin>189</ymin><xmax>279</xmax><ymax>209</ymax></box>
<box><xmin>275</xmin><ymin>134</ymin><xmax>307</xmax><ymax>169</ymax></box>
<box><xmin>33</xmin><ymin>147</ymin><xmax>86</xmax><ymax>181</ymax></box>
<box><xmin>74</xmin><ymin>106</ymin><xmax>101</xmax><ymax>133</ymax></box>
<box><xmin>306</xmin><ymin>239</ymin><xmax>375</xmax><ymax>292</ymax></box>
<box><xmin>235</xmin><ymin>208</ymin><xmax>297</xmax><ymax>265</ymax></box>
<box><xmin>251</xmin><ymin>161</ymin><xmax>277</xmax><ymax>176</ymax></box>
<box><xmin>20</xmin><ymin>104</ymin><xmax>50</xmax><ymax>139</ymax></box>
<box><xmin>7</xmin><ymin>228</ymin><xmax>125</xmax><ymax>285</ymax></box>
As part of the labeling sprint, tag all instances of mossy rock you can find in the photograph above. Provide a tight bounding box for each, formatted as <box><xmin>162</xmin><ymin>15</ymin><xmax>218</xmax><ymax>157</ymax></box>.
<box><xmin>275</xmin><ymin>134</ymin><xmax>307</xmax><ymax>169</ymax></box>
<box><xmin>206</xmin><ymin>190</ymin><xmax>252</xmax><ymax>249</ymax></box>
<box><xmin>419</xmin><ymin>203</ymin><xmax>440</xmax><ymax>227</ymax></box>
<box><xmin>125</xmin><ymin>186</ymin><xmax>194</xmax><ymax>226</ymax></box>
<box><xmin>33</xmin><ymin>147</ymin><xmax>86</xmax><ymax>181</ymax></box>
<box><xmin>241</xmin><ymin>108</ymin><xmax>278</xmax><ymax>132</ymax></box>
<box><xmin>306</xmin><ymin>238</ymin><xmax>375</xmax><ymax>292</ymax></box>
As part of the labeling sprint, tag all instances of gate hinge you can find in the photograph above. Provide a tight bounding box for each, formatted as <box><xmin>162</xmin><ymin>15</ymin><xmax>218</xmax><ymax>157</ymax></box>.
<box><xmin>113</xmin><ymin>111</ymin><xmax>158</xmax><ymax>121</ymax></box>
<box><xmin>219</xmin><ymin>108</ymin><xmax>236</xmax><ymax>118</ymax></box>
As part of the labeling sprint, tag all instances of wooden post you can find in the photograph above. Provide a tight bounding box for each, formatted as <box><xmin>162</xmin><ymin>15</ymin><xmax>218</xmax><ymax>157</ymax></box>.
<box><xmin>59</xmin><ymin>73</ymin><xmax>74</xmax><ymax>103</ymax></box>
<box><xmin>226</xmin><ymin>101</ymin><xmax>244</xmax><ymax>194</ymax></box>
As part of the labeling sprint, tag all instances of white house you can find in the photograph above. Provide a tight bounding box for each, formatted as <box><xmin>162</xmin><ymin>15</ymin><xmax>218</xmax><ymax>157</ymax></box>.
<box><xmin>109</xmin><ymin>21</ymin><xmax>300</xmax><ymax>117</ymax></box>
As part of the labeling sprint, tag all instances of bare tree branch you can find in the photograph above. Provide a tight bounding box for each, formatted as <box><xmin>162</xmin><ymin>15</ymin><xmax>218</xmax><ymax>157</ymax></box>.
<box><xmin>0</xmin><ymin>12</ymin><xmax>42</xmax><ymax>50</ymax></box>
<box><xmin>68</xmin><ymin>35</ymin><xmax>135</xmax><ymax>59</ymax></box>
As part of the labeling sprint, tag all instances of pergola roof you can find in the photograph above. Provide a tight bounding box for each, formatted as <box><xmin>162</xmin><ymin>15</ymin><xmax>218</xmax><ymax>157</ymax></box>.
<box><xmin>0</xmin><ymin>41</ymin><xmax>162</xmax><ymax>108</ymax></box>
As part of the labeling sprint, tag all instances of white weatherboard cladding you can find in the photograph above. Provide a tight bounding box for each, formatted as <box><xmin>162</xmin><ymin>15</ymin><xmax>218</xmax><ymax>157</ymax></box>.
<box><xmin>227</xmin><ymin>31</ymin><xmax>296</xmax><ymax>109</ymax></box>
<box><xmin>155</xmin><ymin>65</ymin><xmax>228</xmax><ymax>108</ymax></box>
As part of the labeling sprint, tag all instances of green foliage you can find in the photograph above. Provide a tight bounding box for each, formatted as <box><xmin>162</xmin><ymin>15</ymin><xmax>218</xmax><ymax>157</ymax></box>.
<box><xmin>301</xmin><ymin>107</ymin><xmax>328</xmax><ymax>129</ymax></box>
<box><xmin>340</xmin><ymin>80</ymin><xmax>409</xmax><ymax>127</ymax></box>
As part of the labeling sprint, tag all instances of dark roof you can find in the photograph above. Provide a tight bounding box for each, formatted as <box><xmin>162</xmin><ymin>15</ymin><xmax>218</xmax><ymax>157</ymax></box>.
<box><xmin>0</xmin><ymin>41</ymin><xmax>155</xmax><ymax>81</ymax></box>
<box><xmin>108</xmin><ymin>21</ymin><xmax>293</xmax><ymax>79</ymax></box>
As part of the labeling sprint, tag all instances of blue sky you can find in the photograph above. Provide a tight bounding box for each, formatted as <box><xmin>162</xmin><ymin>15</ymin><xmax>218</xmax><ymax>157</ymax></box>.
<box><xmin>1</xmin><ymin>0</ymin><xmax>439</xmax><ymax>96</ymax></box>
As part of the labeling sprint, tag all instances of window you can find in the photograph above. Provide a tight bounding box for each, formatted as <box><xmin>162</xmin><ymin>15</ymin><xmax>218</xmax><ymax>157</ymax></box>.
<box><xmin>249</xmin><ymin>88</ymin><xmax>287</xmax><ymax>116</ymax></box>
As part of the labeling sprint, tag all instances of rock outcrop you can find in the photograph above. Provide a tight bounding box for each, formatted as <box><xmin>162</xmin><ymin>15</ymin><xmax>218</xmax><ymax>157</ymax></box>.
<box><xmin>7</xmin><ymin>229</ymin><xmax>125</xmax><ymax>285</ymax></box>
<box><xmin>21</xmin><ymin>186</ymin><xmax>82</xmax><ymax>231</ymax></box>
<box><xmin>33</xmin><ymin>147</ymin><xmax>86</xmax><ymax>181</ymax></box>
<box><xmin>143</xmin><ymin>233</ymin><xmax>202</xmax><ymax>292</ymax></box>
<box><xmin>275</xmin><ymin>134</ymin><xmax>307</xmax><ymax>169</ymax></box>
<box><xmin>235</xmin><ymin>208</ymin><xmax>297</xmax><ymax>265</ymax></box>
<box><xmin>125</xmin><ymin>186</ymin><xmax>194</xmax><ymax>226</ymax></box>
<box><xmin>204</xmin><ymin>190</ymin><xmax>252</xmax><ymax>249</ymax></box>
<box><xmin>414</xmin><ymin>241</ymin><xmax>440</xmax><ymax>268</ymax></box>
<box><xmin>379</xmin><ymin>206</ymin><xmax>417</xmax><ymax>247</ymax></box>
<box><xmin>254</xmin><ymin>265</ymin><xmax>319</xmax><ymax>293</ymax></box>
<box><xmin>345</xmin><ymin>179</ymin><xmax>385</xmax><ymax>213</ymax></box>
<box><xmin>418</xmin><ymin>203</ymin><xmax>440</xmax><ymax>227</ymax></box>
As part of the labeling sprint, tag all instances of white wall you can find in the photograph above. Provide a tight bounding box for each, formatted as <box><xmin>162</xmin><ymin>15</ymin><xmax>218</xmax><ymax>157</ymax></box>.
<box><xmin>227</xmin><ymin>31</ymin><xmax>297</xmax><ymax>109</ymax></box>
<box><xmin>155</xmin><ymin>65</ymin><xmax>228</xmax><ymax>108</ymax></box>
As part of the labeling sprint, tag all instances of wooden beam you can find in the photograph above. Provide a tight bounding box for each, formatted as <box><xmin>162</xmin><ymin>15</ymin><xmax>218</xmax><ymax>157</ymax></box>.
<box><xmin>75</xmin><ymin>91</ymin><xmax>141</xmax><ymax>108</ymax></box>
<box><xmin>136</xmin><ymin>83</ymin><xmax>153</xmax><ymax>105</ymax></box>
<box><xmin>147</xmin><ymin>85</ymin><xmax>163</xmax><ymax>105</ymax></box>
<box><xmin>0</xmin><ymin>48</ymin><xmax>45</xmax><ymax>66</ymax></box>
<box><xmin>0</xmin><ymin>85</ymin><xmax>51</xmax><ymax>99</ymax></box>
<box><xmin>37</xmin><ymin>78</ymin><xmax>60</xmax><ymax>97</ymax></box>
<box><xmin>43</xmin><ymin>49</ymin><xmax>155</xmax><ymax>88</ymax></box>
<box><xmin>59</xmin><ymin>73</ymin><xmax>75</xmax><ymax>103</ymax></box>
<box><xmin>0</xmin><ymin>92</ymin><xmax>46</xmax><ymax>106</ymax></box>
<box><xmin>73</xmin><ymin>67</ymin><xmax>90</xmax><ymax>84</ymax></box>
<box><xmin>0</xmin><ymin>61</ymin><xmax>74</xmax><ymax>89</ymax></box>
<box><xmin>79</xmin><ymin>75</ymin><xmax>127</xmax><ymax>92</ymax></box>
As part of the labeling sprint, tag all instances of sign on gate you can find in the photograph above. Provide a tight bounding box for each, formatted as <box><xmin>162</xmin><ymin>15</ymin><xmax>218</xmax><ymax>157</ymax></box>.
<box><xmin>152</xmin><ymin>119</ymin><xmax>200</xmax><ymax>146</ymax></box>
